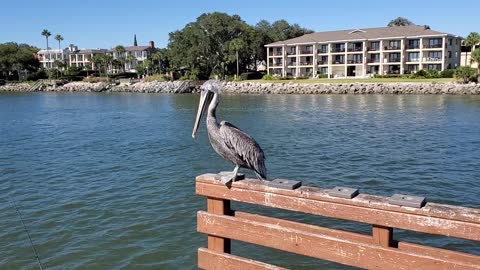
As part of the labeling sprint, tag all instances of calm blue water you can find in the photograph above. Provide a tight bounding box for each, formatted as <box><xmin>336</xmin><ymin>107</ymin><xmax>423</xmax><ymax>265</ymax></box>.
<box><xmin>1</xmin><ymin>93</ymin><xmax>479</xmax><ymax>269</ymax></box>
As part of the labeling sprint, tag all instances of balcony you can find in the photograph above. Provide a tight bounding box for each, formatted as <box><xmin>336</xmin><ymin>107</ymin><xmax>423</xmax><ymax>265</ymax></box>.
<box><xmin>299</xmin><ymin>61</ymin><xmax>313</xmax><ymax>66</ymax></box>
<box><xmin>271</xmin><ymin>52</ymin><xmax>283</xmax><ymax>56</ymax></box>
<box><xmin>317</xmin><ymin>49</ymin><xmax>328</xmax><ymax>54</ymax></box>
<box><xmin>300</xmin><ymin>50</ymin><xmax>313</xmax><ymax>55</ymax></box>
<box><xmin>388</xmin><ymin>58</ymin><xmax>401</xmax><ymax>63</ymax></box>
<box><xmin>424</xmin><ymin>44</ymin><xmax>443</xmax><ymax>49</ymax></box>
<box><xmin>331</xmin><ymin>47</ymin><xmax>345</xmax><ymax>53</ymax></box>
<box><xmin>347</xmin><ymin>47</ymin><xmax>363</xmax><ymax>52</ymax></box>
<box><xmin>407</xmin><ymin>58</ymin><xmax>420</xmax><ymax>62</ymax></box>
<box><xmin>317</xmin><ymin>61</ymin><xmax>328</xmax><ymax>65</ymax></box>
<box><xmin>271</xmin><ymin>62</ymin><xmax>283</xmax><ymax>67</ymax></box>
<box><xmin>287</xmin><ymin>62</ymin><xmax>297</xmax><ymax>66</ymax></box>
<box><xmin>384</xmin><ymin>46</ymin><xmax>401</xmax><ymax>50</ymax></box>
<box><xmin>424</xmin><ymin>57</ymin><xmax>442</xmax><ymax>62</ymax></box>
<box><xmin>367</xmin><ymin>47</ymin><xmax>380</xmax><ymax>51</ymax></box>
<box><xmin>406</xmin><ymin>44</ymin><xmax>420</xmax><ymax>49</ymax></box>
<box><xmin>347</xmin><ymin>59</ymin><xmax>363</xmax><ymax>64</ymax></box>
<box><xmin>286</xmin><ymin>51</ymin><xmax>296</xmax><ymax>56</ymax></box>
<box><xmin>367</xmin><ymin>59</ymin><xmax>380</xmax><ymax>63</ymax></box>
<box><xmin>332</xmin><ymin>60</ymin><xmax>345</xmax><ymax>64</ymax></box>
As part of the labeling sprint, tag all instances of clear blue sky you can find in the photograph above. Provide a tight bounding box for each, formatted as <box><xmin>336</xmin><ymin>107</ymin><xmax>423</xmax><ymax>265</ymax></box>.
<box><xmin>1</xmin><ymin>0</ymin><xmax>478</xmax><ymax>50</ymax></box>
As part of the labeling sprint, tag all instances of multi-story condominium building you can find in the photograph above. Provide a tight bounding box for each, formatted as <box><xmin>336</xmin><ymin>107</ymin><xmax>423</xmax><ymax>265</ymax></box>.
<box><xmin>266</xmin><ymin>25</ymin><xmax>461</xmax><ymax>78</ymax></box>
<box><xmin>36</xmin><ymin>48</ymin><xmax>70</xmax><ymax>69</ymax></box>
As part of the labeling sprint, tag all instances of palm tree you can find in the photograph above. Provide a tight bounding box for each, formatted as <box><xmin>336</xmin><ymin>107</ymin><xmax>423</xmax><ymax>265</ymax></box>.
<box><xmin>114</xmin><ymin>45</ymin><xmax>126</xmax><ymax>72</ymax></box>
<box><xmin>102</xmin><ymin>54</ymin><xmax>114</xmax><ymax>75</ymax></box>
<box><xmin>126</xmin><ymin>53</ymin><xmax>136</xmax><ymax>72</ymax></box>
<box><xmin>464</xmin><ymin>32</ymin><xmax>480</xmax><ymax>66</ymax></box>
<box><xmin>41</xmin><ymin>29</ymin><xmax>51</xmax><ymax>50</ymax></box>
<box><xmin>92</xmin><ymin>54</ymin><xmax>104</xmax><ymax>76</ymax></box>
<box><xmin>55</xmin><ymin>35</ymin><xmax>64</xmax><ymax>51</ymax></box>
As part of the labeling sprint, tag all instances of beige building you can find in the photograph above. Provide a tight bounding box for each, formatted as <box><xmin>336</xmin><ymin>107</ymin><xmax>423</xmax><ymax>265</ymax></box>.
<box><xmin>460</xmin><ymin>43</ymin><xmax>479</xmax><ymax>69</ymax></box>
<box><xmin>36</xmin><ymin>48</ymin><xmax>69</xmax><ymax>69</ymax></box>
<box><xmin>68</xmin><ymin>45</ymin><xmax>108</xmax><ymax>69</ymax></box>
<box><xmin>266</xmin><ymin>25</ymin><xmax>461</xmax><ymax>78</ymax></box>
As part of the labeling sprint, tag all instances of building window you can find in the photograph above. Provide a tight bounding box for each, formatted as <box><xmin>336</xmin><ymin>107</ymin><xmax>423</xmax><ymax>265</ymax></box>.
<box><xmin>389</xmin><ymin>53</ymin><xmax>401</xmax><ymax>62</ymax></box>
<box><xmin>427</xmin><ymin>64</ymin><xmax>441</xmax><ymax>71</ymax></box>
<box><xmin>369</xmin><ymin>41</ymin><xmax>380</xmax><ymax>51</ymax></box>
<box><xmin>318</xmin><ymin>44</ymin><xmax>328</xmax><ymax>53</ymax></box>
<box><xmin>318</xmin><ymin>67</ymin><xmax>328</xmax><ymax>74</ymax></box>
<box><xmin>449</xmin><ymin>39</ymin><xmax>452</xmax><ymax>46</ymax></box>
<box><xmin>427</xmin><ymin>38</ymin><xmax>442</xmax><ymax>48</ymax></box>
<box><xmin>408</xmin><ymin>52</ymin><xmax>420</xmax><ymax>61</ymax></box>
<box><xmin>428</xmin><ymin>51</ymin><xmax>442</xmax><ymax>60</ymax></box>
<box><xmin>407</xmin><ymin>39</ymin><xmax>420</xmax><ymax>49</ymax></box>
<box><xmin>369</xmin><ymin>53</ymin><xmax>380</xmax><ymax>63</ymax></box>
<box><xmin>448</xmin><ymin>51</ymin><xmax>452</xmax><ymax>58</ymax></box>
<box><xmin>447</xmin><ymin>64</ymin><xmax>452</xmax><ymax>69</ymax></box>
<box><xmin>333</xmin><ymin>55</ymin><xmax>344</xmax><ymax>64</ymax></box>
<box><xmin>456</xmin><ymin>39</ymin><xmax>459</xmax><ymax>45</ymax></box>
<box><xmin>387</xmin><ymin>40</ymin><xmax>401</xmax><ymax>50</ymax></box>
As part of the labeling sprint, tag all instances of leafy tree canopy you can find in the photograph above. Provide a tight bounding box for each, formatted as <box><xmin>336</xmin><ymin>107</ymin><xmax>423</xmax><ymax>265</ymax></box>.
<box><xmin>465</xmin><ymin>32</ymin><xmax>480</xmax><ymax>47</ymax></box>
<box><xmin>0</xmin><ymin>42</ymin><xmax>40</xmax><ymax>77</ymax></box>
<box><xmin>166</xmin><ymin>13</ymin><xmax>312</xmax><ymax>79</ymax></box>
<box><xmin>387</xmin><ymin>17</ymin><xmax>415</xmax><ymax>27</ymax></box>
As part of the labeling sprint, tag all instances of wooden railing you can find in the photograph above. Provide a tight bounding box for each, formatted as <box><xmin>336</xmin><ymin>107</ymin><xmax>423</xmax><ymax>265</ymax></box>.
<box><xmin>196</xmin><ymin>173</ymin><xmax>480</xmax><ymax>270</ymax></box>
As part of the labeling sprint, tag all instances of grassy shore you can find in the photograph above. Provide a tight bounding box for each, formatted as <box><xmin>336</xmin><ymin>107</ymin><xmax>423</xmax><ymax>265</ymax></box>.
<box><xmin>246</xmin><ymin>78</ymin><xmax>455</xmax><ymax>84</ymax></box>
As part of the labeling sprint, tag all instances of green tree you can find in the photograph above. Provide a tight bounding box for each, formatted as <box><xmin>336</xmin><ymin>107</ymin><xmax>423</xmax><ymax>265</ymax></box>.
<box><xmin>471</xmin><ymin>48</ymin><xmax>480</xmax><ymax>76</ymax></box>
<box><xmin>54</xmin><ymin>34</ymin><xmax>64</xmax><ymax>71</ymax></box>
<box><xmin>91</xmin><ymin>54</ymin><xmax>104</xmax><ymax>75</ymax></box>
<box><xmin>0</xmin><ymin>42</ymin><xmax>40</xmax><ymax>80</ymax></box>
<box><xmin>126</xmin><ymin>53</ymin><xmax>136</xmax><ymax>72</ymax></box>
<box><xmin>387</xmin><ymin>17</ymin><xmax>414</xmax><ymax>27</ymax></box>
<box><xmin>454</xmin><ymin>66</ymin><xmax>476</xmax><ymax>83</ymax></box>
<box><xmin>41</xmin><ymin>29</ymin><xmax>51</xmax><ymax>50</ymax></box>
<box><xmin>464</xmin><ymin>32</ymin><xmax>480</xmax><ymax>66</ymax></box>
<box><xmin>115</xmin><ymin>45</ymin><xmax>126</xmax><ymax>72</ymax></box>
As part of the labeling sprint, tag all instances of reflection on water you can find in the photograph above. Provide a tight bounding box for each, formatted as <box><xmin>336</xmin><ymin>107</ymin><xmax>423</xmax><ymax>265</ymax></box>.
<box><xmin>0</xmin><ymin>93</ymin><xmax>479</xmax><ymax>270</ymax></box>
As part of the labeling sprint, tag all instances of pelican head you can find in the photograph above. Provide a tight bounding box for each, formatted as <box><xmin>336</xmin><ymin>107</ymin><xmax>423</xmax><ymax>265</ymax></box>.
<box><xmin>192</xmin><ymin>80</ymin><xmax>222</xmax><ymax>139</ymax></box>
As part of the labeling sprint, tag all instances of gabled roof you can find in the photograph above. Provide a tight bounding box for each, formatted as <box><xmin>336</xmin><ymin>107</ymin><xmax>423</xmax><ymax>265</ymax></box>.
<box><xmin>266</xmin><ymin>25</ymin><xmax>457</xmax><ymax>46</ymax></box>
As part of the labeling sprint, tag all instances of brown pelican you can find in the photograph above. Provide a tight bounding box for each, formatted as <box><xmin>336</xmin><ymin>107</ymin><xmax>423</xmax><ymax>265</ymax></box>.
<box><xmin>192</xmin><ymin>80</ymin><xmax>267</xmax><ymax>185</ymax></box>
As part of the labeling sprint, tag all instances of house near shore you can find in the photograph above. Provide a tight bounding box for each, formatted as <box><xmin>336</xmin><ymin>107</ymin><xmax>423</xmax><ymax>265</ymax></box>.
<box><xmin>35</xmin><ymin>39</ymin><xmax>156</xmax><ymax>73</ymax></box>
<box><xmin>460</xmin><ymin>41</ymin><xmax>479</xmax><ymax>69</ymax></box>
<box><xmin>266</xmin><ymin>25</ymin><xmax>462</xmax><ymax>78</ymax></box>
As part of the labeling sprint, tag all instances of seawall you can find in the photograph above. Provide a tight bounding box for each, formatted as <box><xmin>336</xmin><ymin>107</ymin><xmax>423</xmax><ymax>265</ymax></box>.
<box><xmin>1</xmin><ymin>81</ymin><xmax>480</xmax><ymax>95</ymax></box>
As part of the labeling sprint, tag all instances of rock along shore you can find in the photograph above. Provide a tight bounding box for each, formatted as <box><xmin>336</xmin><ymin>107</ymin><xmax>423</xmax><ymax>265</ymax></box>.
<box><xmin>1</xmin><ymin>80</ymin><xmax>480</xmax><ymax>95</ymax></box>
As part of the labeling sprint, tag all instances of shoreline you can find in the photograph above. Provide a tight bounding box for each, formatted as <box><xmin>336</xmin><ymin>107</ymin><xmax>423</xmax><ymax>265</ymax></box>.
<box><xmin>1</xmin><ymin>80</ymin><xmax>480</xmax><ymax>95</ymax></box>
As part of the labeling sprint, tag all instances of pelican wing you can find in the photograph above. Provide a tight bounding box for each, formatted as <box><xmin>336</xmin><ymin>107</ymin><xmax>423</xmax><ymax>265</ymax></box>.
<box><xmin>219</xmin><ymin>121</ymin><xmax>267</xmax><ymax>180</ymax></box>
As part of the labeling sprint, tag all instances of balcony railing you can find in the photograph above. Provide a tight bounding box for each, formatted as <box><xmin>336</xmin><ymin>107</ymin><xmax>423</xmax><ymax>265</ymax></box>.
<box><xmin>317</xmin><ymin>49</ymin><xmax>328</xmax><ymax>54</ymax></box>
<box><xmin>384</xmin><ymin>46</ymin><xmax>401</xmax><ymax>50</ymax></box>
<box><xmin>287</xmin><ymin>62</ymin><xmax>297</xmax><ymax>66</ymax></box>
<box><xmin>317</xmin><ymin>61</ymin><xmax>328</xmax><ymax>65</ymax></box>
<box><xmin>271</xmin><ymin>62</ymin><xmax>283</xmax><ymax>66</ymax></box>
<box><xmin>407</xmin><ymin>58</ymin><xmax>419</xmax><ymax>62</ymax></box>
<box><xmin>299</xmin><ymin>61</ymin><xmax>313</xmax><ymax>66</ymax></box>
<box><xmin>271</xmin><ymin>52</ymin><xmax>283</xmax><ymax>56</ymax></box>
<box><xmin>331</xmin><ymin>47</ymin><xmax>345</xmax><ymax>53</ymax></box>
<box><xmin>196</xmin><ymin>173</ymin><xmax>480</xmax><ymax>270</ymax></box>
<box><xmin>406</xmin><ymin>45</ymin><xmax>420</xmax><ymax>49</ymax></box>
<box><xmin>424</xmin><ymin>57</ymin><xmax>442</xmax><ymax>62</ymax></box>
<box><xmin>300</xmin><ymin>51</ymin><xmax>313</xmax><ymax>55</ymax></box>
<box><xmin>347</xmin><ymin>59</ymin><xmax>363</xmax><ymax>64</ymax></box>
<box><xmin>286</xmin><ymin>51</ymin><xmax>296</xmax><ymax>55</ymax></box>
<box><xmin>347</xmin><ymin>47</ymin><xmax>363</xmax><ymax>52</ymax></box>
<box><xmin>332</xmin><ymin>60</ymin><xmax>345</xmax><ymax>64</ymax></box>
<box><xmin>388</xmin><ymin>58</ymin><xmax>401</xmax><ymax>63</ymax></box>
<box><xmin>367</xmin><ymin>59</ymin><xmax>380</xmax><ymax>63</ymax></box>
<box><xmin>424</xmin><ymin>44</ymin><xmax>442</xmax><ymax>49</ymax></box>
<box><xmin>367</xmin><ymin>47</ymin><xmax>380</xmax><ymax>51</ymax></box>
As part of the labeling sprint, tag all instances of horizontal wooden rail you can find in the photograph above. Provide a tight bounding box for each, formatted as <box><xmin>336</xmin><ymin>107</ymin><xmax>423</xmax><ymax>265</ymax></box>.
<box><xmin>196</xmin><ymin>173</ymin><xmax>480</xmax><ymax>270</ymax></box>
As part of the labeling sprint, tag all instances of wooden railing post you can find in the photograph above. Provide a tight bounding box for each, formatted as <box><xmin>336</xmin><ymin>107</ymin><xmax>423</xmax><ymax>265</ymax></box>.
<box><xmin>372</xmin><ymin>225</ymin><xmax>393</xmax><ymax>247</ymax></box>
<box><xmin>207</xmin><ymin>197</ymin><xmax>231</xmax><ymax>253</ymax></box>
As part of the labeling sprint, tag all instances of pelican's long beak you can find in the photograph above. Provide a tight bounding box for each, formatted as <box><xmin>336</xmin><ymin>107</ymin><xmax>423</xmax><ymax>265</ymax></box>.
<box><xmin>192</xmin><ymin>91</ymin><xmax>208</xmax><ymax>139</ymax></box>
